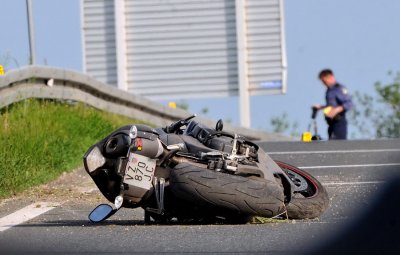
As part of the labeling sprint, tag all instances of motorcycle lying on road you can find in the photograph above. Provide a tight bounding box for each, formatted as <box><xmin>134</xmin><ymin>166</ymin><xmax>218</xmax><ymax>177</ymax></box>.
<box><xmin>84</xmin><ymin>115</ymin><xmax>329</xmax><ymax>224</ymax></box>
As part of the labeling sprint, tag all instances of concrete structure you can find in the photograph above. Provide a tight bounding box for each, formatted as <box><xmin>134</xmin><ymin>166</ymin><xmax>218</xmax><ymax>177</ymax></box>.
<box><xmin>0</xmin><ymin>66</ymin><xmax>292</xmax><ymax>141</ymax></box>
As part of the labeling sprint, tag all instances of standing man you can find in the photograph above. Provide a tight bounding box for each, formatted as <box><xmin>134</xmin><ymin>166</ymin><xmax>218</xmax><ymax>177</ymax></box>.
<box><xmin>313</xmin><ymin>69</ymin><xmax>353</xmax><ymax>139</ymax></box>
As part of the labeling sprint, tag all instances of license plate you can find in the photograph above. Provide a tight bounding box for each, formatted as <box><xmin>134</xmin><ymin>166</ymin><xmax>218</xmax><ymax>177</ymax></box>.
<box><xmin>123</xmin><ymin>153</ymin><xmax>156</xmax><ymax>190</ymax></box>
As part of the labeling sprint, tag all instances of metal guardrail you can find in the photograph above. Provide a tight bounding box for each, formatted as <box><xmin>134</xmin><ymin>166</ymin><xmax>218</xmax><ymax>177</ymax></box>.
<box><xmin>0</xmin><ymin>66</ymin><xmax>292</xmax><ymax>141</ymax></box>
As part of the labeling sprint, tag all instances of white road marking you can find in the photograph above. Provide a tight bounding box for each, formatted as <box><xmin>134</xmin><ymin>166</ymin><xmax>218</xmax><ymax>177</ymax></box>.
<box><xmin>322</xmin><ymin>181</ymin><xmax>384</xmax><ymax>186</ymax></box>
<box><xmin>268</xmin><ymin>149</ymin><xmax>400</xmax><ymax>155</ymax></box>
<box><xmin>299</xmin><ymin>163</ymin><xmax>400</xmax><ymax>169</ymax></box>
<box><xmin>0</xmin><ymin>202</ymin><xmax>60</xmax><ymax>232</ymax></box>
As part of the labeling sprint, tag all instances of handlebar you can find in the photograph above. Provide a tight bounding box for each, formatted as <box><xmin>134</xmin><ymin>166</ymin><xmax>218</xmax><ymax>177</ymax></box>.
<box><xmin>165</xmin><ymin>114</ymin><xmax>197</xmax><ymax>133</ymax></box>
<box><xmin>311</xmin><ymin>106</ymin><xmax>319</xmax><ymax>119</ymax></box>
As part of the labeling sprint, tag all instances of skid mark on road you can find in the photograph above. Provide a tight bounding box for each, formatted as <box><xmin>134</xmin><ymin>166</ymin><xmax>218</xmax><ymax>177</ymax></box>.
<box><xmin>0</xmin><ymin>202</ymin><xmax>60</xmax><ymax>232</ymax></box>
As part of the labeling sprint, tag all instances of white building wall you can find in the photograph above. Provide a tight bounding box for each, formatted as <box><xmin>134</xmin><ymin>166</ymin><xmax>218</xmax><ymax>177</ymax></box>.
<box><xmin>82</xmin><ymin>0</ymin><xmax>118</xmax><ymax>86</ymax></box>
<box><xmin>81</xmin><ymin>0</ymin><xmax>286</xmax><ymax>100</ymax></box>
<box><xmin>123</xmin><ymin>0</ymin><xmax>238</xmax><ymax>99</ymax></box>
<box><xmin>246</xmin><ymin>0</ymin><xmax>287</xmax><ymax>95</ymax></box>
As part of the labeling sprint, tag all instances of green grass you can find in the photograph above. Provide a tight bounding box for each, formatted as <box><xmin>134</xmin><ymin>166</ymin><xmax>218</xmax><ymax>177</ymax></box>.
<box><xmin>0</xmin><ymin>99</ymin><xmax>148</xmax><ymax>198</ymax></box>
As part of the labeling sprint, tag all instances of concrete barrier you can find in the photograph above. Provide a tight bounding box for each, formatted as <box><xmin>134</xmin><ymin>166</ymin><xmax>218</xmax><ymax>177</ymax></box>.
<box><xmin>0</xmin><ymin>66</ymin><xmax>291</xmax><ymax>141</ymax></box>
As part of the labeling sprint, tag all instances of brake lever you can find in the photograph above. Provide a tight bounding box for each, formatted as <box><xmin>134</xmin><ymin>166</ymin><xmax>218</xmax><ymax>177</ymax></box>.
<box><xmin>165</xmin><ymin>114</ymin><xmax>197</xmax><ymax>133</ymax></box>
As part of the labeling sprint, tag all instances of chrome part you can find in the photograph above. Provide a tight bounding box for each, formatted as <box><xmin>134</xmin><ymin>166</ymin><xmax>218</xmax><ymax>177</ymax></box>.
<box><xmin>129</xmin><ymin>125</ymin><xmax>138</xmax><ymax>140</ymax></box>
<box><xmin>231</xmin><ymin>134</ymin><xmax>238</xmax><ymax>156</ymax></box>
<box><xmin>126</xmin><ymin>126</ymin><xmax>137</xmax><ymax>158</ymax></box>
<box><xmin>153</xmin><ymin>176</ymin><xmax>160</xmax><ymax>210</ymax></box>
<box><xmin>166</xmin><ymin>143</ymin><xmax>185</xmax><ymax>151</ymax></box>
<box><xmin>156</xmin><ymin>139</ymin><xmax>164</xmax><ymax>157</ymax></box>
<box><xmin>225</xmin><ymin>164</ymin><xmax>238</xmax><ymax>171</ymax></box>
<box><xmin>114</xmin><ymin>195</ymin><xmax>123</xmax><ymax>209</ymax></box>
<box><xmin>159</xmin><ymin>178</ymin><xmax>165</xmax><ymax>212</ymax></box>
<box><xmin>146</xmin><ymin>177</ymin><xmax>165</xmax><ymax>215</ymax></box>
<box><xmin>227</xmin><ymin>134</ymin><xmax>247</xmax><ymax>161</ymax></box>
<box><xmin>201</xmin><ymin>151</ymin><xmax>224</xmax><ymax>158</ymax></box>
<box><xmin>86</xmin><ymin>146</ymin><xmax>106</xmax><ymax>173</ymax></box>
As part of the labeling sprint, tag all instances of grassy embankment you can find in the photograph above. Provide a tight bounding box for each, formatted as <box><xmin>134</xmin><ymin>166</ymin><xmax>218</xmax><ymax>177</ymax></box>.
<box><xmin>0</xmin><ymin>99</ymin><xmax>148</xmax><ymax>198</ymax></box>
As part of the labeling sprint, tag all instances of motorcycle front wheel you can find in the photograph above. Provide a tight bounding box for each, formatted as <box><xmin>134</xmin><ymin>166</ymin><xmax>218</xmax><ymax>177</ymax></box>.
<box><xmin>275</xmin><ymin>161</ymin><xmax>329</xmax><ymax>219</ymax></box>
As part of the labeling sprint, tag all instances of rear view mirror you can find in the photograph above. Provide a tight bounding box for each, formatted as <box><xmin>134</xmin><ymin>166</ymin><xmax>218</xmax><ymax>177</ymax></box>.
<box><xmin>216</xmin><ymin>119</ymin><xmax>224</xmax><ymax>131</ymax></box>
<box><xmin>88</xmin><ymin>204</ymin><xmax>115</xmax><ymax>223</ymax></box>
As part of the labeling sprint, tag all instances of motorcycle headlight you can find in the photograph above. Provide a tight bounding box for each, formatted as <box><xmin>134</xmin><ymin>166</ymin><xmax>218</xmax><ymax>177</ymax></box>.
<box><xmin>84</xmin><ymin>146</ymin><xmax>106</xmax><ymax>173</ymax></box>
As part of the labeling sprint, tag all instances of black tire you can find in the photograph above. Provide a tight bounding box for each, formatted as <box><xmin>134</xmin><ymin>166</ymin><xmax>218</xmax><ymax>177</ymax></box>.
<box><xmin>169</xmin><ymin>163</ymin><xmax>286</xmax><ymax>218</ymax></box>
<box><xmin>275</xmin><ymin>161</ymin><xmax>329</xmax><ymax>219</ymax></box>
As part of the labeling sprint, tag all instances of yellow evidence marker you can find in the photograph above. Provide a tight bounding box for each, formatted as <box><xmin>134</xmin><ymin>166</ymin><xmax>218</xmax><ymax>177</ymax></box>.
<box><xmin>301</xmin><ymin>131</ymin><xmax>312</xmax><ymax>142</ymax></box>
<box><xmin>168</xmin><ymin>102</ymin><xmax>177</xmax><ymax>109</ymax></box>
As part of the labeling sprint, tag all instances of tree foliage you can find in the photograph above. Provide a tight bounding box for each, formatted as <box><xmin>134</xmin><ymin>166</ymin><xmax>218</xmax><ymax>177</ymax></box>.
<box><xmin>350</xmin><ymin>71</ymin><xmax>400</xmax><ymax>138</ymax></box>
<box><xmin>0</xmin><ymin>51</ymin><xmax>20</xmax><ymax>70</ymax></box>
<box><xmin>270</xmin><ymin>112</ymin><xmax>299</xmax><ymax>137</ymax></box>
<box><xmin>175</xmin><ymin>101</ymin><xmax>189</xmax><ymax>111</ymax></box>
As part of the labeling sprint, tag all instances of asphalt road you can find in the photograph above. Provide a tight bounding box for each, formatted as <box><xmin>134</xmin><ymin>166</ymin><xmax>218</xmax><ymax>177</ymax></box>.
<box><xmin>1</xmin><ymin>139</ymin><xmax>399</xmax><ymax>254</ymax></box>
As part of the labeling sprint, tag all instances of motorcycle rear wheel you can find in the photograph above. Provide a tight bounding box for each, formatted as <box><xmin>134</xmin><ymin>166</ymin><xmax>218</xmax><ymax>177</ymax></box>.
<box><xmin>275</xmin><ymin>161</ymin><xmax>329</xmax><ymax>219</ymax></box>
<box><xmin>169</xmin><ymin>163</ymin><xmax>286</xmax><ymax>219</ymax></box>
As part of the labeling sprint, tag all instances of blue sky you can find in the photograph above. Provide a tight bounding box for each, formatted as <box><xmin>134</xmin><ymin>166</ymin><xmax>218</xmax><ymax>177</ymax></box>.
<box><xmin>1</xmin><ymin>0</ymin><xmax>400</xmax><ymax>138</ymax></box>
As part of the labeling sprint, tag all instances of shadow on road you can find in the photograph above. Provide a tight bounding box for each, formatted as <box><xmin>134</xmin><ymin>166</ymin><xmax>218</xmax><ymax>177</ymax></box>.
<box><xmin>305</xmin><ymin>176</ymin><xmax>400</xmax><ymax>255</ymax></box>
<box><xmin>14</xmin><ymin>220</ymin><xmax>146</xmax><ymax>228</ymax></box>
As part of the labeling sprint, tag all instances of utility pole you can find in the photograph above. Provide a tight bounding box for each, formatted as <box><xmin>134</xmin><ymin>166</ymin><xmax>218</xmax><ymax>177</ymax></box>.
<box><xmin>235</xmin><ymin>0</ymin><xmax>250</xmax><ymax>128</ymax></box>
<box><xmin>26</xmin><ymin>0</ymin><xmax>36</xmax><ymax>65</ymax></box>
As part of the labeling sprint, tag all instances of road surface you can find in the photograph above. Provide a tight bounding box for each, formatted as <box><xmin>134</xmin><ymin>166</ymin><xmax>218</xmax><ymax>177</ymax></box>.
<box><xmin>0</xmin><ymin>139</ymin><xmax>399</xmax><ymax>254</ymax></box>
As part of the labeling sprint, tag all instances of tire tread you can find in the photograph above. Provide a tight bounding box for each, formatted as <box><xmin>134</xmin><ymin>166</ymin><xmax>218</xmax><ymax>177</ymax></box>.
<box><xmin>170</xmin><ymin>163</ymin><xmax>285</xmax><ymax>218</ymax></box>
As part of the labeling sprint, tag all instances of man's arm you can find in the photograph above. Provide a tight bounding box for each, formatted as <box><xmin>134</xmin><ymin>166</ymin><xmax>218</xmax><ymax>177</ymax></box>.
<box><xmin>326</xmin><ymin>86</ymin><xmax>352</xmax><ymax>118</ymax></box>
<box><xmin>325</xmin><ymin>105</ymin><xmax>344</xmax><ymax>118</ymax></box>
<box><xmin>337</xmin><ymin>86</ymin><xmax>353</xmax><ymax>111</ymax></box>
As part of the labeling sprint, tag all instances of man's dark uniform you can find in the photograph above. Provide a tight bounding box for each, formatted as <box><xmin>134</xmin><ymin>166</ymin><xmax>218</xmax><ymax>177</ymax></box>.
<box><xmin>325</xmin><ymin>83</ymin><xmax>353</xmax><ymax>139</ymax></box>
